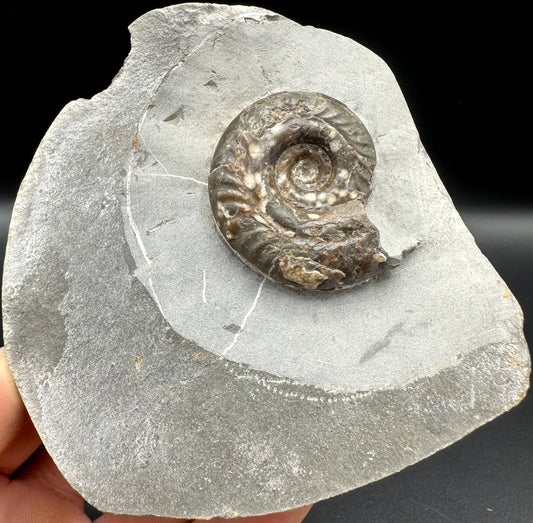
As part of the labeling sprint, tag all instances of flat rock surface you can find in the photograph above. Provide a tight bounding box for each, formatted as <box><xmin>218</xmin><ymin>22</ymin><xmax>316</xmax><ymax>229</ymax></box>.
<box><xmin>2</xmin><ymin>4</ymin><xmax>530</xmax><ymax>519</ymax></box>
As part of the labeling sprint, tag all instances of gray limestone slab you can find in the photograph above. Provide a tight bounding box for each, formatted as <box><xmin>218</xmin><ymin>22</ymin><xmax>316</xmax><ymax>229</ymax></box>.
<box><xmin>2</xmin><ymin>3</ymin><xmax>530</xmax><ymax>519</ymax></box>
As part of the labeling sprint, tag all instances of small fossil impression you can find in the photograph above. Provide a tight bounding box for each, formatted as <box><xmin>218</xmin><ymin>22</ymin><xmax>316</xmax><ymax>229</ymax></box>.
<box><xmin>209</xmin><ymin>91</ymin><xmax>392</xmax><ymax>291</ymax></box>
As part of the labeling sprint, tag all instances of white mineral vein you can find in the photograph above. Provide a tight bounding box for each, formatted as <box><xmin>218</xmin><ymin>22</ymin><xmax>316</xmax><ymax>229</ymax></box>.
<box><xmin>137</xmin><ymin>107</ymin><xmax>208</xmax><ymax>186</ymax></box>
<box><xmin>138</xmin><ymin>171</ymin><xmax>208</xmax><ymax>186</ymax></box>
<box><xmin>222</xmin><ymin>277</ymin><xmax>266</xmax><ymax>356</ymax></box>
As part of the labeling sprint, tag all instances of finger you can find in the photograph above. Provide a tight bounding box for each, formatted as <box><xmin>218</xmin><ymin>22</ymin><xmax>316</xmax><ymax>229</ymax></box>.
<box><xmin>3</xmin><ymin>446</ymin><xmax>89</xmax><ymax>523</ymax></box>
<box><xmin>204</xmin><ymin>504</ymin><xmax>313</xmax><ymax>523</ymax></box>
<box><xmin>12</xmin><ymin>445</ymin><xmax>83</xmax><ymax>505</ymax></box>
<box><xmin>97</xmin><ymin>504</ymin><xmax>312</xmax><ymax>523</ymax></box>
<box><xmin>12</xmin><ymin>447</ymin><xmax>192</xmax><ymax>523</ymax></box>
<box><xmin>0</xmin><ymin>346</ymin><xmax>42</xmax><ymax>476</ymax></box>
<box><xmin>98</xmin><ymin>512</ymin><xmax>192</xmax><ymax>522</ymax></box>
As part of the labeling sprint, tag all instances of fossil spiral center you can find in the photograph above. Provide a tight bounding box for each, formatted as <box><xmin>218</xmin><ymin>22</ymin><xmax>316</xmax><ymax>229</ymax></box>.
<box><xmin>276</xmin><ymin>144</ymin><xmax>332</xmax><ymax>192</ymax></box>
<box><xmin>209</xmin><ymin>91</ymin><xmax>390</xmax><ymax>291</ymax></box>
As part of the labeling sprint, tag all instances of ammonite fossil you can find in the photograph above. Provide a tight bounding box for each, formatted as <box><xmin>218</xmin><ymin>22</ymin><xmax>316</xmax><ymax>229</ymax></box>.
<box><xmin>209</xmin><ymin>91</ymin><xmax>390</xmax><ymax>291</ymax></box>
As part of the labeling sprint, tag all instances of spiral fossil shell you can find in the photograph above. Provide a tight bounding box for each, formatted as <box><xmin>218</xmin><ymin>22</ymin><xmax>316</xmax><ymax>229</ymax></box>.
<box><xmin>209</xmin><ymin>91</ymin><xmax>390</xmax><ymax>291</ymax></box>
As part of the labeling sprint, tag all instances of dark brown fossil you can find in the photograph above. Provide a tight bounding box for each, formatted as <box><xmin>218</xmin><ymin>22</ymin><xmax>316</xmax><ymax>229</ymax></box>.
<box><xmin>209</xmin><ymin>91</ymin><xmax>391</xmax><ymax>291</ymax></box>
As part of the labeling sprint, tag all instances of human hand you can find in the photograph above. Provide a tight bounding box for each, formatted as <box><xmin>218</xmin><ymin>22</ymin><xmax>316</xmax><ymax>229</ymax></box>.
<box><xmin>0</xmin><ymin>347</ymin><xmax>312</xmax><ymax>522</ymax></box>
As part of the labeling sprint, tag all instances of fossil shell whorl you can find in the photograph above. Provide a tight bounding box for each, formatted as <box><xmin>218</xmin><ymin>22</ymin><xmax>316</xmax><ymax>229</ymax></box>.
<box><xmin>209</xmin><ymin>91</ymin><xmax>389</xmax><ymax>291</ymax></box>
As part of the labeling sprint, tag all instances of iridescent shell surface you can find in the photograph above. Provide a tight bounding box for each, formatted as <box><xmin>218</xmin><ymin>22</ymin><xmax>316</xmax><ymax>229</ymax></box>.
<box><xmin>209</xmin><ymin>91</ymin><xmax>390</xmax><ymax>290</ymax></box>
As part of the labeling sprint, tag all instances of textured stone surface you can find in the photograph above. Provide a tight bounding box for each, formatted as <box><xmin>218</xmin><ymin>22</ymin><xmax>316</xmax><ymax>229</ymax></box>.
<box><xmin>2</xmin><ymin>3</ymin><xmax>530</xmax><ymax>519</ymax></box>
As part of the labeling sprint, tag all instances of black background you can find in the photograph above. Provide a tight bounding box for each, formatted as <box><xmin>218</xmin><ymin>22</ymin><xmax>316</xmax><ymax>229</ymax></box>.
<box><xmin>2</xmin><ymin>2</ymin><xmax>532</xmax><ymax>522</ymax></box>
<box><xmin>2</xmin><ymin>2</ymin><xmax>531</xmax><ymax>207</ymax></box>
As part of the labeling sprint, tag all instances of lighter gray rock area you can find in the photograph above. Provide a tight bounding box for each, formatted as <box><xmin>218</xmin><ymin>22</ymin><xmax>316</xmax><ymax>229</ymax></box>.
<box><xmin>2</xmin><ymin>4</ymin><xmax>530</xmax><ymax>519</ymax></box>
<box><xmin>125</xmin><ymin>14</ymin><xmax>519</xmax><ymax>391</ymax></box>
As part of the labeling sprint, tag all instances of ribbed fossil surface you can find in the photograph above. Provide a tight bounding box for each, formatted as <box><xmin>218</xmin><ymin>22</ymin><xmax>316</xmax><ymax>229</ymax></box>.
<box><xmin>209</xmin><ymin>91</ymin><xmax>391</xmax><ymax>290</ymax></box>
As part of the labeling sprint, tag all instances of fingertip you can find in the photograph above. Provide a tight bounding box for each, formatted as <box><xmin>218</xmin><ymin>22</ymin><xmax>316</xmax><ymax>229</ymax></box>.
<box><xmin>97</xmin><ymin>512</ymin><xmax>192</xmax><ymax>522</ymax></box>
<box><xmin>0</xmin><ymin>347</ymin><xmax>42</xmax><ymax>476</ymax></box>
<box><xmin>95</xmin><ymin>503</ymin><xmax>313</xmax><ymax>523</ymax></box>
<box><xmin>205</xmin><ymin>503</ymin><xmax>313</xmax><ymax>523</ymax></box>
